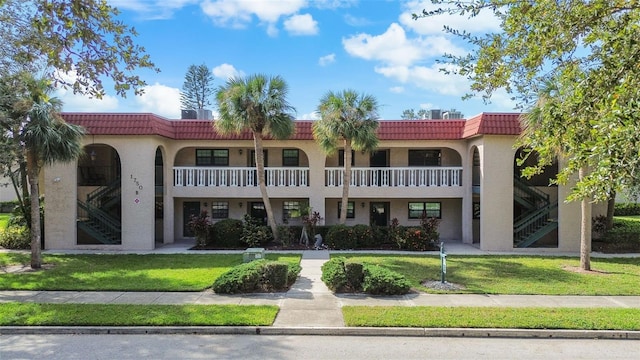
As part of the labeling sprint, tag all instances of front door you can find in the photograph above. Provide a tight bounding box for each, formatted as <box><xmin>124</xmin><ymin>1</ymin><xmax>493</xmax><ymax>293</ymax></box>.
<box><xmin>370</xmin><ymin>202</ymin><xmax>389</xmax><ymax>226</ymax></box>
<box><xmin>183</xmin><ymin>201</ymin><xmax>200</xmax><ymax>237</ymax></box>
<box><xmin>250</xmin><ymin>202</ymin><xmax>267</xmax><ymax>225</ymax></box>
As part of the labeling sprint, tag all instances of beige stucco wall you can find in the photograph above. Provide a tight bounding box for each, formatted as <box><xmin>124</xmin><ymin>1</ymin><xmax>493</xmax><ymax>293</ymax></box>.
<box><xmin>477</xmin><ymin>136</ymin><xmax>517</xmax><ymax>251</ymax></box>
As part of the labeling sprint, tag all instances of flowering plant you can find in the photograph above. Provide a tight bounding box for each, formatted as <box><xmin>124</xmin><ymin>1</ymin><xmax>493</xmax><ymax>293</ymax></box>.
<box><xmin>188</xmin><ymin>211</ymin><xmax>210</xmax><ymax>247</ymax></box>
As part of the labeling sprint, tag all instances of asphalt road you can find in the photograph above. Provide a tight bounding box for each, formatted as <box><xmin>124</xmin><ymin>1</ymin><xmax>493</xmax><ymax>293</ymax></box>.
<box><xmin>1</xmin><ymin>335</ymin><xmax>638</xmax><ymax>360</ymax></box>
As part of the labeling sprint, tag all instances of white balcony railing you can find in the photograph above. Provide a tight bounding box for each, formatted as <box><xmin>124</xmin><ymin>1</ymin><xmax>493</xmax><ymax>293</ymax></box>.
<box><xmin>174</xmin><ymin>167</ymin><xmax>309</xmax><ymax>187</ymax></box>
<box><xmin>325</xmin><ymin>167</ymin><xmax>462</xmax><ymax>187</ymax></box>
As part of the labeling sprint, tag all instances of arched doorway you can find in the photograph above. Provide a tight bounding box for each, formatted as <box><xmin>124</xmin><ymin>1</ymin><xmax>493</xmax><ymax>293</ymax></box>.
<box><xmin>76</xmin><ymin>145</ymin><xmax>122</xmax><ymax>245</ymax></box>
<box><xmin>154</xmin><ymin>147</ymin><xmax>164</xmax><ymax>245</ymax></box>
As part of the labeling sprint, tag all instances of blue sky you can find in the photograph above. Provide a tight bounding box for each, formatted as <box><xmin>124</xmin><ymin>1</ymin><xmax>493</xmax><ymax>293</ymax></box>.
<box><xmin>56</xmin><ymin>0</ymin><xmax>516</xmax><ymax>120</ymax></box>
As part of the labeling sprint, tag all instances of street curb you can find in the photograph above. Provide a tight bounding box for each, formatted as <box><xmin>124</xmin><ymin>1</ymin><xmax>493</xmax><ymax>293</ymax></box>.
<box><xmin>2</xmin><ymin>326</ymin><xmax>639</xmax><ymax>339</ymax></box>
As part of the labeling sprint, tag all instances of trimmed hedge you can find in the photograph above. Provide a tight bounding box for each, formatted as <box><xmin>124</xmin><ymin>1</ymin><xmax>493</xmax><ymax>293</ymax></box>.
<box><xmin>209</xmin><ymin>219</ymin><xmax>243</xmax><ymax>248</ymax></box>
<box><xmin>598</xmin><ymin>217</ymin><xmax>640</xmax><ymax>252</ymax></box>
<box><xmin>212</xmin><ymin>259</ymin><xmax>301</xmax><ymax>294</ymax></box>
<box><xmin>614</xmin><ymin>203</ymin><xmax>640</xmax><ymax>216</ymax></box>
<box><xmin>0</xmin><ymin>226</ymin><xmax>30</xmax><ymax>249</ymax></box>
<box><xmin>321</xmin><ymin>257</ymin><xmax>411</xmax><ymax>295</ymax></box>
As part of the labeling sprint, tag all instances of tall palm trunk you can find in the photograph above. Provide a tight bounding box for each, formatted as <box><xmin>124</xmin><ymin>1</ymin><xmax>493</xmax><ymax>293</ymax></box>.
<box><xmin>339</xmin><ymin>139</ymin><xmax>352</xmax><ymax>225</ymax></box>
<box><xmin>253</xmin><ymin>133</ymin><xmax>278</xmax><ymax>241</ymax></box>
<box><xmin>26</xmin><ymin>150</ymin><xmax>42</xmax><ymax>269</ymax></box>
<box><xmin>579</xmin><ymin>166</ymin><xmax>591</xmax><ymax>271</ymax></box>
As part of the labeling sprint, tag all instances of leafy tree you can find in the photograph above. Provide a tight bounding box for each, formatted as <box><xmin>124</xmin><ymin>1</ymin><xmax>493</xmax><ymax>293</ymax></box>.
<box><xmin>313</xmin><ymin>90</ymin><xmax>379</xmax><ymax>224</ymax></box>
<box><xmin>416</xmin><ymin>0</ymin><xmax>640</xmax><ymax>270</ymax></box>
<box><xmin>401</xmin><ymin>109</ymin><xmax>416</xmax><ymax>120</ymax></box>
<box><xmin>215</xmin><ymin>74</ymin><xmax>296</xmax><ymax>240</ymax></box>
<box><xmin>0</xmin><ymin>0</ymin><xmax>158</xmax><ymax>97</ymax></box>
<box><xmin>2</xmin><ymin>73</ymin><xmax>85</xmax><ymax>268</ymax></box>
<box><xmin>180</xmin><ymin>64</ymin><xmax>215</xmax><ymax>111</ymax></box>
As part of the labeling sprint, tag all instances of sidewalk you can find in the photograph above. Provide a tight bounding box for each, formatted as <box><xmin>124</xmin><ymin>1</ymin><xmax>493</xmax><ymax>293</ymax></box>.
<box><xmin>1</xmin><ymin>249</ymin><xmax>640</xmax><ymax>338</ymax></box>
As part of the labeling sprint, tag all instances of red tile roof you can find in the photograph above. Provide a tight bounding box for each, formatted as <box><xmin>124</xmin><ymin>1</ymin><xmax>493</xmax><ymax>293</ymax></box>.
<box><xmin>61</xmin><ymin>112</ymin><xmax>522</xmax><ymax>141</ymax></box>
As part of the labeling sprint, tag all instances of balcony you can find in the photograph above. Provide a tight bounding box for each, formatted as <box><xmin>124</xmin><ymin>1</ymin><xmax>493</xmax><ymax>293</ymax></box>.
<box><xmin>325</xmin><ymin>167</ymin><xmax>462</xmax><ymax>187</ymax></box>
<box><xmin>174</xmin><ymin>167</ymin><xmax>309</xmax><ymax>187</ymax></box>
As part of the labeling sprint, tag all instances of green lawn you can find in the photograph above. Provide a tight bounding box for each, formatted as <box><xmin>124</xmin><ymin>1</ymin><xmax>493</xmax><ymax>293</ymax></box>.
<box><xmin>0</xmin><ymin>303</ymin><xmax>277</xmax><ymax>326</ymax></box>
<box><xmin>0</xmin><ymin>213</ymin><xmax>9</xmax><ymax>230</ymax></box>
<box><xmin>336</xmin><ymin>255</ymin><xmax>640</xmax><ymax>295</ymax></box>
<box><xmin>343</xmin><ymin>306</ymin><xmax>640</xmax><ymax>330</ymax></box>
<box><xmin>0</xmin><ymin>253</ymin><xmax>301</xmax><ymax>291</ymax></box>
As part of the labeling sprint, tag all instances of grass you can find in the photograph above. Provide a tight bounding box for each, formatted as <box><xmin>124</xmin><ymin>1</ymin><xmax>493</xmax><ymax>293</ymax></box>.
<box><xmin>343</xmin><ymin>306</ymin><xmax>640</xmax><ymax>330</ymax></box>
<box><xmin>0</xmin><ymin>253</ymin><xmax>301</xmax><ymax>291</ymax></box>
<box><xmin>0</xmin><ymin>213</ymin><xmax>9</xmax><ymax>230</ymax></box>
<box><xmin>0</xmin><ymin>303</ymin><xmax>277</xmax><ymax>326</ymax></box>
<box><xmin>335</xmin><ymin>255</ymin><xmax>640</xmax><ymax>295</ymax></box>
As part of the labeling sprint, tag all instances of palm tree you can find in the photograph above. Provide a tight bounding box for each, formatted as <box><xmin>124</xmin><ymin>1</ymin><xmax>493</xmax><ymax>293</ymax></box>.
<box><xmin>214</xmin><ymin>74</ymin><xmax>295</xmax><ymax>240</ymax></box>
<box><xmin>17</xmin><ymin>75</ymin><xmax>85</xmax><ymax>268</ymax></box>
<box><xmin>313</xmin><ymin>90</ymin><xmax>380</xmax><ymax>225</ymax></box>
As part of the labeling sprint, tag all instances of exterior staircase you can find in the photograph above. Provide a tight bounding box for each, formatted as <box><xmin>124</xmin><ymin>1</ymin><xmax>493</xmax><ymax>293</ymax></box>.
<box><xmin>77</xmin><ymin>179</ymin><xmax>121</xmax><ymax>244</ymax></box>
<box><xmin>513</xmin><ymin>176</ymin><xmax>558</xmax><ymax>247</ymax></box>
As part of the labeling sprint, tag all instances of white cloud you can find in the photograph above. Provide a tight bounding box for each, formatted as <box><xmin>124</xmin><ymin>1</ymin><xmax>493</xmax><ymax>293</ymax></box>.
<box><xmin>419</xmin><ymin>102</ymin><xmax>434</xmax><ymax>110</ymax></box>
<box><xmin>342</xmin><ymin>23</ymin><xmax>465</xmax><ymax>67</ymax></box>
<box><xmin>300</xmin><ymin>111</ymin><xmax>320</xmax><ymax>120</ymax></box>
<box><xmin>318</xmin><ymin>53</ymin><xmax>336</xmax><ymax>66</ymax></box>
<box><xmin>200</xmin><ymin>0</ymin><xmax>305</xmax><ymax>33</ymax></box>
<box><xmin>212</xmin><ymin>63</ymin><xmax>245</xmax><ymax>80</ymax></box>
<box><xmin>284</xmin><ymin>14</ymin><xmax>319</xmax><ymax>36</ymax></box>
<box><xmin>389</xmin><ymin>86</ymin><xmax>404</xmax><ymax>93</ymax></box>
<box><xmin>343</xmin><ymin>14</ymin><xmax>371</xmax><ymax>27</ymax></box>
<box><xmin>399</xmin><ymin>0</ymin><xmax>501</xmax><ymax>36</ymax></box>
<box><xmin>313</xmin><ymin>0</ymin><xmax>357</xmax><ymax>9</ymax></box>
<box><xmin>57</xmin><ymin>90</ymin><xmax>120</xmax><ymax>113</ymax></box>
<box><xmin>54</xmin><ymin>68</ymin><xmax>120</xmax><ymax>112</ymax></box>
<box><xmin>375</xmin><ymin>63</ymin><xmax>470</xmax><ymax>97</ymax></box>
<box><xmin>135</xmin><ymin>83</ymin><xmax>181</xmax><ymax>119</ymax></box>
<box><xmin>108</xmin><ymin>0</ymin><xmax>199</xmax><ymax>19</ymax></box>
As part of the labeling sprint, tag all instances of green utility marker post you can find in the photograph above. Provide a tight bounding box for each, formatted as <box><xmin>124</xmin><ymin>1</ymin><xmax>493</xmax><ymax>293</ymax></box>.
<box><xmin>440</xmin><ymin>242</ymin><xmax>447</xmax><ymax>284</ymax></box>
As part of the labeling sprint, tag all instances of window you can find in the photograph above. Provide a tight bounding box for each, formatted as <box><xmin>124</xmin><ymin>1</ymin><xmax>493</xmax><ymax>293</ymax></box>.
<box><xmin>408</xmin><ymin>202</ymin><xmax>441</xmax><ymax>219</ymax></box>
<box><xmin>338</xmin><ymin>150</ymin><xmax>355</xmax><ymax>166</ymax></box>
<box><xmin>282</xmin><ymin>149</ymin><xmax>299</xmax><ymax>166</ymax></box>
<box><xmin>211</xmin><ymin>201</ymin><xmax>229</xmax><ymax>219</ymax></box>
<box><xmin>282</xmin><ymin>201</ymin><xmax>301</xmax><ymax>222</ymax></box>
<box><xmin>408</xmin><ymin>150</ymin><xmax>441</xmax><ymax>166</ymax></box>
<box><xmin>250</xmin><ymin>150</ymin><xmax>268</xmax><ymax>167</ymax></box>
<box><xmin>196</xmin><ymin>149</ymin><xmax>228</xmax><ymax>166</ymax></box>
<box><xmin>338</xmin><ymin>201</ymin><xmax>355</xmax><ymax>219</ymax></box>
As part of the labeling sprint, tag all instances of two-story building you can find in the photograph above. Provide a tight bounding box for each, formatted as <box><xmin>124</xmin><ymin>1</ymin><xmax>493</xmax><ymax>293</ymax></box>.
<box><xmin>41</xmin><ymin>112</ymin><xmax>604</xmax><ymax>252</ymax></box>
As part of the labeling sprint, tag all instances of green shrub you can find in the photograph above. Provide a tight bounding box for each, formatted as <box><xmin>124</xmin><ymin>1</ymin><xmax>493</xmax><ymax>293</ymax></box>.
<box><xmin>362</xmin><ymin>264</ymin><xmax>411</xmax><ymax>295</ymax></box>
<box><xmin>599</xmin><ymin>218</ymin><xmax>640</xmax><ymax>252</ymax></box>
<box><xmin>344</xmin><ymin>260</ymin><xmax>364</xmax><ymax>291</ymax></box>
<box><xmin>241</xmin><ymin>215</ymin><xmax>273</xmax><ymax>247</ymax></box>
<box><xmin>261</xmin><ymin>262</ymin><xmax>289</xmax><ymax>291</ymax></box>
<box><xmin>212</xmin><ymin>260</ymin><xmax>264</xmax><ymax>294</ymax></box>
<box><xmin>326</xmin><ymin>225</ymin><xmax>357</xmax><ymax>249</ymax></box>
<box><xmin>287</xmin><ymin>263</ymin><xmax>302</xmax><ymax>287</ymax></box>
<box><xmin>321</xmin><ymin>258</ymin><xmax>411</xmax><ymax>295</ymax></box>
<box><xmin>351</xmin><ymin>224</ymin><xmax>375</xmax><ymax>249</ymax></box>
<box><xmin>321</xmin><ymin>257</ymin><xmax>349</xmax><ymax>292</ymax></box>
<box><xmin>614</xmin><ymin>203</ymin><xmax>640</xmax><ymax>216</ymax></box>
<box><xmin>210</xmin><ymin>219</ymin><xmax>243</xmax><ymax>248</ymax></box>
<box><xmin>277</xmin><ymin>225</ymin><xmax>295</xmax><ymax>247</ymax></box>
<box><xmin>0</xmin><ymin>226</ymin><xmax>30</xmax><ymax>249</ymax></box>
<box><xmin>213</xmin><ymin>259</ymin><xmax>301</xmax><ymax>294</ymax></box>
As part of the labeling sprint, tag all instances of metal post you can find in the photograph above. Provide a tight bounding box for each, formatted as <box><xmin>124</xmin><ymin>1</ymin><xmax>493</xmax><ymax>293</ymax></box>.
<box><xmin>440</xmin><ymin>242</ymin><xmax>446</xmax><ymax>284</ymax></box>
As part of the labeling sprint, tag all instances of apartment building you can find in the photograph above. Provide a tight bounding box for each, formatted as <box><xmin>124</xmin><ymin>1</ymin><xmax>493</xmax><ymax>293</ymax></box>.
<box><xmin>41</xmin><ymin>112</ymin><xmax>604</xmax><ymax>251</ymax></box>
